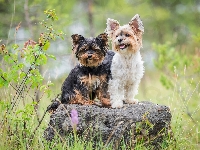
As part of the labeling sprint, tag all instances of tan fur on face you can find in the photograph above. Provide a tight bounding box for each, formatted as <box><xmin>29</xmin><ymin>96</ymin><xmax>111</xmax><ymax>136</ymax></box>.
<box><xmin>106</xmin><ymin>14</ymin><xmax>144</xmax><ymax>54</ymax></box>
<box><xmin>78</xmin><ymin>52</ymin><xmax>104</xmax><ymax>67</ymax></box>
<box><xmin>111</xmin><ymin>25</ymin><xmax>143</xmax><ymax>54</ymax></box>
<box><xmin>77</xmin><ymin>45</ymin><xmax>104</xmax><ymax>67</ymax></box>
<box><xmin>71</xmin><ymin>33</ymin><xmax>109</xmax><ymax>67</ymax></box>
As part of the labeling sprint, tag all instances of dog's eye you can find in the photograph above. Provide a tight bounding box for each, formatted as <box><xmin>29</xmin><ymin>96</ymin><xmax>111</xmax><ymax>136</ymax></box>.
<box><xmin>125</xmin><ymin>34</ymin><xmax>130</xmax><ymax>37</ymax></box>
<box><xmin>95</xmin><ymin>49</ymin><xmax>101</xmax><ymax>51</ymax></box>
<box><xmin>85</xmin><ymin>49</ymin><xmax>87</xmax><ymax>51</ymax></box>
<box><xmin>116</xmin><ymin>35</ymin><xmax>118</xmax><ymax>38</ymax></box>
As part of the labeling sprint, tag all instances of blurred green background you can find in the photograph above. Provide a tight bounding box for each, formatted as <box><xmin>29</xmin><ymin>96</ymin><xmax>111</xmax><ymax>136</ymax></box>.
<box><xmin>0</xmin><ymin>0</ymin><xmax>200</xmax><ymax>148</ymax></box>
<box><xmin>1</xmin><ymin>0</ymin><xmax>199</xmax><ymax>79</ymax></box>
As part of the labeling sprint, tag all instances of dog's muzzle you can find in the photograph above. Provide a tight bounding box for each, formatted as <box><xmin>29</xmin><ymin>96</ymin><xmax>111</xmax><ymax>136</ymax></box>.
<box><xmin>87</xmin><ymin>54</ymin><xmax>92</xmax><ymax>59</ymax></box>
<box><xmin>119</xmin><ymin>43</ymin><xmax>129</xmax><ymax>50</ymax></box>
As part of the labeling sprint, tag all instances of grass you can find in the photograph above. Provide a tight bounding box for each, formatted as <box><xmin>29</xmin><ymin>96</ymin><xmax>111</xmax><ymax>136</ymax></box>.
<box><xmin>139</xmin><ymin>70</ymin><xmax>200</xmax><ymax>149</ymax></box>
<box><xmin>0</xmin><ymin>69</ymin><xmax>199</xmax><ymax>150</ymax></box>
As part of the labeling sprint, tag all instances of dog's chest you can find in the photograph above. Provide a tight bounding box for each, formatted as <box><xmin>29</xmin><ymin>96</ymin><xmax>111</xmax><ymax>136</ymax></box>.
<box><xmin>111</xmin><ymin>54</ymin><xmax>141</xmax><ymax>80</ymax></box>
<box><xmin>79</xmin><ymin>73</ymin><xmax>107</xmax><ymax>90</ymax></box>
<box><xmin>79</xmin><ymin>74</ymin><xmax>100</xmax><ymax>90</ymax></box>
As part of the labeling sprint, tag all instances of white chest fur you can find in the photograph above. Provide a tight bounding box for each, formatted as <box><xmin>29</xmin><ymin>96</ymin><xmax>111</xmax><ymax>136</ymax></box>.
<box><xmin>111</xmin><ymin>51</ymin><xmax>144</xmax><ymax>83</ymax></box>
<box><xmin>108</xmin><ymin>50</ymin><xmax>144</xmax><ymax>108</ymax></box>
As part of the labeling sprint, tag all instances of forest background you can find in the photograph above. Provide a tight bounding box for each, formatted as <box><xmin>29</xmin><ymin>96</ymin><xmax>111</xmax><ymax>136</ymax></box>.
<box><xmin>0</xmin><ymin>0</ymin><xmax>200</xmax><ymax>149</ymax></box>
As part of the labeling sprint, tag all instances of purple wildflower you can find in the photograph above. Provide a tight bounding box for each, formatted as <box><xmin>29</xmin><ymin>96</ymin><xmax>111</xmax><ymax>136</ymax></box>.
<box><xmin>70</xmin><ymin>109</ymin><xmax>79</xmax><ymax>127</ymax></box>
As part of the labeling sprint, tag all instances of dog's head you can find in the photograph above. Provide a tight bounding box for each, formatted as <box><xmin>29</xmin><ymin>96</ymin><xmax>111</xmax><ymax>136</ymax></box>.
<box><xmin>106</xmin><ymin>14</ymin><xmax>144</xmax><ymax>54</ymax></box>
<box><xmin>71</xmin><ymin>33</ymin><xmax>108</xmax><ymax>67</ymax></box>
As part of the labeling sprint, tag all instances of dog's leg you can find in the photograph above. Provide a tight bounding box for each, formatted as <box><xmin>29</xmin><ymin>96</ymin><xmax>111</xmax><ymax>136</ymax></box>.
<box><xmin>125</xmin><ymin>61</ymin><xmax>144</xmax><ymax>104</ymax></box>
<box><xmin>109</xmin><ymin>79</ymin><xmax>124</xmax><ymax>108</ymax></box>
<box><xmin>95</xmin><ymin>87</ymin><xmax>111</xmax><ymax>107</ymax></box>
<box><xmin>124</xmin><ymin>80</ymin><xmax>140</xmax><ymax>104</ymax></box>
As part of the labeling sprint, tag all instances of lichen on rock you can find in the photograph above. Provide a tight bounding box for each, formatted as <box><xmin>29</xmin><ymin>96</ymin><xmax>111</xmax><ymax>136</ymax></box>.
<box><xmin>44</xmin><ymin>101</ymin><xmax>172</xmax><ymax>149</ymax></box>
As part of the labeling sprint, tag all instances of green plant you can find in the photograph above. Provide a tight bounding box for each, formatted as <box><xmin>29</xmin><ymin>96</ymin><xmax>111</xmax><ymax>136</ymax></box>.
<box><xmin>153</xmin><ymin>41</ymin><xmax>200</xmax><ymax>89</ymax></box>
<box><xmin>153</xmin><ymin>41</ymin><xmax>200</xmax><ymax>149</ymax></box>
<box><xmin>0</xmin><ymin>9</ymin><xmax>64</xmax><ymax>149</ymax></box>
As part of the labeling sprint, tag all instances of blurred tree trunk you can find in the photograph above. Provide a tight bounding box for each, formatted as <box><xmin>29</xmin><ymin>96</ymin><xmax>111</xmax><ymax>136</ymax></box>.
<box><xmin>24</xmin><ymin>0</ymin><xmax>33</xmax><ymax>37</ymax></box>
<box><xmin>87</xmin><ymin>0</ymin><xmax>94</xmax><ymax>37</ymax></box>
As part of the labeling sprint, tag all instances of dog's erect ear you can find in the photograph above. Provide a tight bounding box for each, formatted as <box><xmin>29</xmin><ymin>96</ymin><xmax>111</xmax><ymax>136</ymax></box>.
<box><xmin>105</xmin><ymin>18</ymin><xmax>120</xmax><ymax>37</ymax></box>
<box><xmin>71</xmin><ymin>34</ymin><xmax>85</xmax><ymax>46</ymax></box>
<box><xmin>96</xmin><ymin>33</ymin><xmax>108</xmax><ymax>46</ymax></box>
<box><xmin>96</xmin><ymin>33</ymin><xmax>109</xmax><ymax>54</ymax></box>
<box><xmin>129</xmin><ymin>14</ymin><xmax>144</xmax><ymax>33</ymax></box>
<box><xmin>71</xmin><ymin>34</ymin><xmax>85</xmax><ymax>53</ymax></box>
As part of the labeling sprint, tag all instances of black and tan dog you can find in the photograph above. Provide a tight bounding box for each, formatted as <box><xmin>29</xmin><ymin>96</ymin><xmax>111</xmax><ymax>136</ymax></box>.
<box><xmin>47</xmin><ymin>33</ymin><xmax>114</xmax><ymax>112</ymax></box>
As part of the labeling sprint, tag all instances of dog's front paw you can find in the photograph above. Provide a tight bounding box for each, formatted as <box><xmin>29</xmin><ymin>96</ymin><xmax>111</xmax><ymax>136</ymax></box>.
<box><xmin>47</xmin><ymin>100</ymin><xmax>61</xmax><ymax>113</ymax></box>
<box><xmin>101</xmin><ymin>98</ymin><xmax>111</xmax><ymax>108</ymax></box>
<box><xmin>111</xmin><ymin>101</ymin><xmax>123</xmax><ymax>108</ymax></box>
<box><xmin>125</xmin><ymin>99</ymin><xmax>138</xmax><ymax>104</ymax></box>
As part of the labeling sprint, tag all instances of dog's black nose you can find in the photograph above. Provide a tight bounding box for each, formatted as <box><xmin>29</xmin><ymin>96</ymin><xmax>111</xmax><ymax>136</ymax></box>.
<box><xmin>88</xmin><ymin>54</ymin><xmax>92</xmax><ymax>58</ymax></box>
<box><xmin>118</xmin><ymin>39</ymin><xmax>122</xmax><ymax>43</ymax></box>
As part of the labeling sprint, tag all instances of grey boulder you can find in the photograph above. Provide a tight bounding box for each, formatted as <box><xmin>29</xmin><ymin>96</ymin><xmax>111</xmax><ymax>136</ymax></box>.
<box><xmin>44</xmin><ymin>101</ymin><xmax>172</xmax><ymax>149</ymax></box>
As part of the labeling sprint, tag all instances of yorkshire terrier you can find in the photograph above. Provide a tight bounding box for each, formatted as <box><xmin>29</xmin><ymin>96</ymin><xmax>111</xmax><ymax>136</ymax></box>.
<box><xmin>47</xmin><ymin>33</ymin><xmax>114</xmax><ymax>112</ymax></box>
<box><xmin>106</xmin><ymin>14</ymin><xmax>144</xmax><ymax>108</ymax></box>
<box><xmin>56</xmin><ymin>33</ymin><xmax>114</xmax><ymax>109</ymax></box>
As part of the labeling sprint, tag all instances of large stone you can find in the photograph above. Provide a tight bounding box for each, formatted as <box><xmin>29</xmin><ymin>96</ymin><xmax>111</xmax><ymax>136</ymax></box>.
<box><xmin>44</xmin><ymin>101</ymin><xmax>172</xmax><ymax>149</ymax></box>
